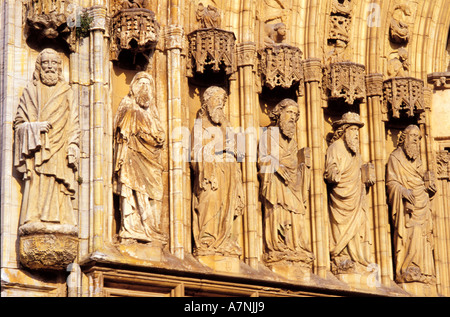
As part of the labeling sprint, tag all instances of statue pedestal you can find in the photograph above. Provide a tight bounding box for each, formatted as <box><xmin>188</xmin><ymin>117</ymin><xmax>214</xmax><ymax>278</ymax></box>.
<box><xmin>117</xmin><ymin>243</ymin><xmax>164</xmax><ymax>262</ymax></box>
<box><xmin>334</xmin><ymin>272</ymin><xmax>380</xmax><ymax>290</ymax></box>
<box><xmin>197</xmin><ymin>255</ymin><xmax>241</xmax><ymax>274</ymax></box>
<box><xmin>398</xmin><ymin>282</ymin><xmax>438</xmax><ymax>297</ymax></box>
<box><xmin>19</xmin><ymin>233</ymin><xmax>78</xmax><ymax>271</ymax></box>
<box><xmin>267</xmin><ymin>262</ymin><xmax>313</xmax><ymax>282</ymax></box>
<box><xmin>18</xmin><ymin>222</ymin><xmax>78</xmax><ymax>271</ymax></box>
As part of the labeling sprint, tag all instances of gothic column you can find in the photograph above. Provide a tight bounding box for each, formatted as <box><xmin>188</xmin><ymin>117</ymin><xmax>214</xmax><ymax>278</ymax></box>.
<box><xmin>236</xmin><ymin>41</ymin><xmax>259</xmax><ymax>268</ymax></box>
<box><xmin>90</xmin><ymin>3</ymin><xmax>108</xmax><ymax>251</ymax></box>
<box><xmin>366</xmin><ymin>73</ymin><xmax>392</xmax><ymax>286</ymax></box>
<box><xmin>303</xmin><ymin>58</ymin><xmax>328</xmax><ymax>279</ymax></box>
<box><xmin>166</xmin><ymin>3</ymin><xmax>186</xmax><ymax>259</ymax></box>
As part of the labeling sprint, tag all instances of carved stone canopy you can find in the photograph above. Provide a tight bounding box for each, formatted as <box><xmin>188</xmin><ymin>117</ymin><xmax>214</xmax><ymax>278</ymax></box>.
<box><xmin>324</xmin><ymin>62</ymin><xmax>366</xmax><ymax>104</ymax></box>
<box><xmin>25</xmin><ymin>0</ymin><xmax>76</xmax><ymax>52</ymax></box>
<box><xmin>257</xmin><ymin>44</ymin><xmax>304</xmax><ymax>96</ymax></box>
<box><xmin>383</xmin><ymin>77</ymin><xmax>425</xmax><ymax>119</ymax></box>
<box><xmin>110</xmin><ymin>8</ymin><xmax>160</xmax><ymax>69</ymax></box>
<box><xmin>186</xmin><ymin>28</ymin><xmax>237</xmax><ymax>79</ymax></box>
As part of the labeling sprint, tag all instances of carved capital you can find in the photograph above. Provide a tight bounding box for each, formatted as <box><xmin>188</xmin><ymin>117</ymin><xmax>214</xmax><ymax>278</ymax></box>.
<box><xmin>366</xmin><ymin>73</ymin><xmax>384</xmax><ymax>97</ymax></box>
<box><xmin>89</xmin><ymin>5</ymin><xmax>108</xmax><ymax>31</ymax></box>
<box><xmin>165</xmin><ymin>25</ymin><xmax>185</xmax><ymax>50</ymax></box>
<box><xmin>237</xmin><ymin>42</ymin><xmax>256</xmax><ymax>68</ymax></box>
<box><xmin>303</xmin><ymin>58</ymin><xmax>322</xmax><ymax>83</ymax></box>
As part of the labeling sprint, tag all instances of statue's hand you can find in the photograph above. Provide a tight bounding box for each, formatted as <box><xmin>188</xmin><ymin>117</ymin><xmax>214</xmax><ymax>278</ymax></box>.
<box><xmin>67</xmin><ymin>144</ymin><xmax>79</xmax><ymax>170</ymax></box>
<box><xmin>39</xmin><ymin>121</ymin><xmax>52</xmax><ymax>133</ymax></box>
<box><xmin>402</xmin><ymin>188</ymin><xmax>416</xmax><ymax>206</ymax></box>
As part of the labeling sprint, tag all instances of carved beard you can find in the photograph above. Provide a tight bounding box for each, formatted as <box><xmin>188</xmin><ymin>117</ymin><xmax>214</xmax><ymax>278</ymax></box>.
<box><xmin>344</xmin><ymin>133</ymin><xmax>359</xmax><ymax>155</ymax></box>
<box><xmin>40</xmin><ymin>69</ymin><xmax>59</xmax><ymax>86</ymax></box>
<box><xmin>403</xmin><ymin>141</ymin><xmax>420</xmax><ymax>161</ymax></box>
<box><xmin>279</xmin><ymin>119</ymin><xmax>296</xmax><ymax>140</ymax></box>
<box><xmin>135</xmin><ymin>86</ymin><xmax>151</xmax><ymax>108</ymax></box>
<box><xmin>209</xmin><ymin>108</ymin><xmax>225</xmax><ymax>125</ymax></box>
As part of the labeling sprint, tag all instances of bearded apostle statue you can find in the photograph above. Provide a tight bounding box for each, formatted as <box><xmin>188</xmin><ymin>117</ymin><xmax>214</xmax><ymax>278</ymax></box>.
<box><xmin>113</xmin><ymin>72</ymin><xmax>168</xmax><ymax>247</ymax></box>
<box><xmin>324</xmin><ymin>112</ymin><xmax>375</xmax><ymax>275</ymax></box>
<box><xmin>191</xmin><ymin>86</ymin><xmax>245</xmax><ymax>258</ymax></box>
<box><xmin>258</xmin><ymin>98</ymin><xmax>314</xmax><ymax>268</ymax></box>
<box><xmin>13</xmin><ymin>48</ymin><xmax>80</xmax><ymax>270</ymax></box>
<box><xmin>386</xmin><ymin>125</ymin><xmax>437</xmax><ymax>286</ymax></box>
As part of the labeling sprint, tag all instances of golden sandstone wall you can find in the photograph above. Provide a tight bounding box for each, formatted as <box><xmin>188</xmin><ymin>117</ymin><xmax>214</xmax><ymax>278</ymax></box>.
<box><xmin>1</xmin><ymin>0</ymin><xmax>450</xmax><ymax>298</ymax></box>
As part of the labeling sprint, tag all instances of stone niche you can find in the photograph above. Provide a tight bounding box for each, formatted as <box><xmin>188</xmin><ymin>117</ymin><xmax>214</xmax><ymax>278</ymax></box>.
<box><xmin>324</xmin><ymin>62</ymin><xmax>366</xmax><ymax>105</ymax></box>
<box><xmin>24</xmin><ymin>0</ymin><xmax>76</xmax><ymax>52</ymax></box>
<box><xmin>257</xmin><ymin>44</ymin><xmax>305</xmax><ymax>97</ymax></box>
<box><xmin>110</xmin><ymin>7</ymin><xmax>160</xmax><ymax>70</ymax></box>
<box><xmin>383</xmin><ymin>76</ymin><xmax>425</xmax><ymax>119</ymax></box>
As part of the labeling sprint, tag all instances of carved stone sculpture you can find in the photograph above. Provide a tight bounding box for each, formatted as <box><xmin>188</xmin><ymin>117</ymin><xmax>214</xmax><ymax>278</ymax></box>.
<box><xmin>263</xmin><ymin>22</ymin><xmax>287</xmax><ymax>46</ymax></box>
<box><xmin>324</xmin><ymin>62</ymin><xmax>366</xmax><ymax>105</ymax></box>
<box><xmin>113</xmin><ymin>72</ymin><xmax>167</xmax><ymax>247</ymax></box>
<box><xmin>110</xmin><ymin>3</ymin><xmax>160</xmax><ymax>69</ymax></box>
<box><xmin>324</xmin><ymin>112</ymin><xmax>374</xmax><ymax>275</ymax></box>
<box><xmin>25</xmin><ymin>0</ymin><xmax>76</xmax><ymax>52</ymax></box>
<box><xmin>328</xmin><ymin>0</ymin><xmax>352</xmax><ymax>45</ymax></box>
<box><xmin>191</xmin><ymin>86</ymin><xmax>245</xmax><ymax>258</ymax></box>
<box><xmin>386</xmin><ymin>125</ymin><xmax>437</xmax><ymax>285</ymax></box>
<box><xmin>13</xmin><ymin>48</ymin><xmax>80</xmax><ymax>270</ymax></box>
<box><xmin>258</xmin><ymin>99</ymin><xmax>314</xmax><ymax>268</ymax></box>
<box><xmin>187</xmin><ymin>4</ymin><xmax>236</xmax><ymax>79</ymax></box>
<box><xmin>196</xmin><ymin>2</ymin><xmax>221</xmax><ymax>28</ymax></box>
<box><xmin>389</xmin><ymin>4</ymin><xmax>411</xmax><ymax>44</ymax></box>
<box><xmin>387</xmin><ymin>48</ymin><xmax>410</xmax><ymax>78</ymax></box>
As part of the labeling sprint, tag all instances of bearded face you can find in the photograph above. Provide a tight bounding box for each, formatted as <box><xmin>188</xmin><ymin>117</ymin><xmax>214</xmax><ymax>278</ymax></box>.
<box><xmin>132</xmin><ymin>78</ymin><xmax>153</xmax><ymax>108</ymax></box>
<box><xmin>344</xmin><ymin>125</ymin><xmax>360</xmax><ymax>155</ymax></box>
<box><xmin>207</xmin><ymin>95</ymin><xmax>226</xmax><ymax>125</ymax></box>
<box><xmin>278</xmin><ymin>105</ymin><xmax>298</xmax><ymax>140</ymax></box>
<box><xmin>40</xmin><ymin>53</ymin><xmax>60</xmax><ymax>86</ymax></box>
<box><xmin>402</xmin><ymin>128</ymin><xmax>421</xmax><ymax>161</ymax></box>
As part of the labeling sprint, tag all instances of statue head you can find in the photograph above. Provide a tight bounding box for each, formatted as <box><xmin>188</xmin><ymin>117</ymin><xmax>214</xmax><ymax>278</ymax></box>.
<box><xmin>129</xmin><ymin>72</ymin><xmax>155</xmax><ymax>109</ymax></box>
<box><xmin>270</xmin><ymin>98</ymin><xmax>299</xmax><ymax>140</ymax></box>
<box><xmin>398</xmin><ymin>124</ymin><xmax>421</xmax><ymax>161</ymax></box>
<box><xmin>199</xmin><ymin>86</ymin><xmax>227</xmax><ymax>125</ymax></box>
<box><xmin>33</xmin><ymin>48</ymin><xmax>64</xmax><ymax>86</ymax></box>
<box><xmin>331</xmin><ymin>112</ymin><xmax>364</xmax><ymax>155</ymax></box>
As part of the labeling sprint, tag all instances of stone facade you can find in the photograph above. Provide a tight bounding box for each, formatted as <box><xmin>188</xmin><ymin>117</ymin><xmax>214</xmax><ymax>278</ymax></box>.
<box><xmin>1</xmin><ymin>0</ymin><xmax>450</xmax><ymax>298</ymax></box>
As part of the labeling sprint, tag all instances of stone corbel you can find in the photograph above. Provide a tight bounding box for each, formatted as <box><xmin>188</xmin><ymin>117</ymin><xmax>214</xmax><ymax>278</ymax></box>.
<box><xmin>427</xmin><ymin>72</ymin><xmax>450</xmax><ymax>90</ymax></box>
